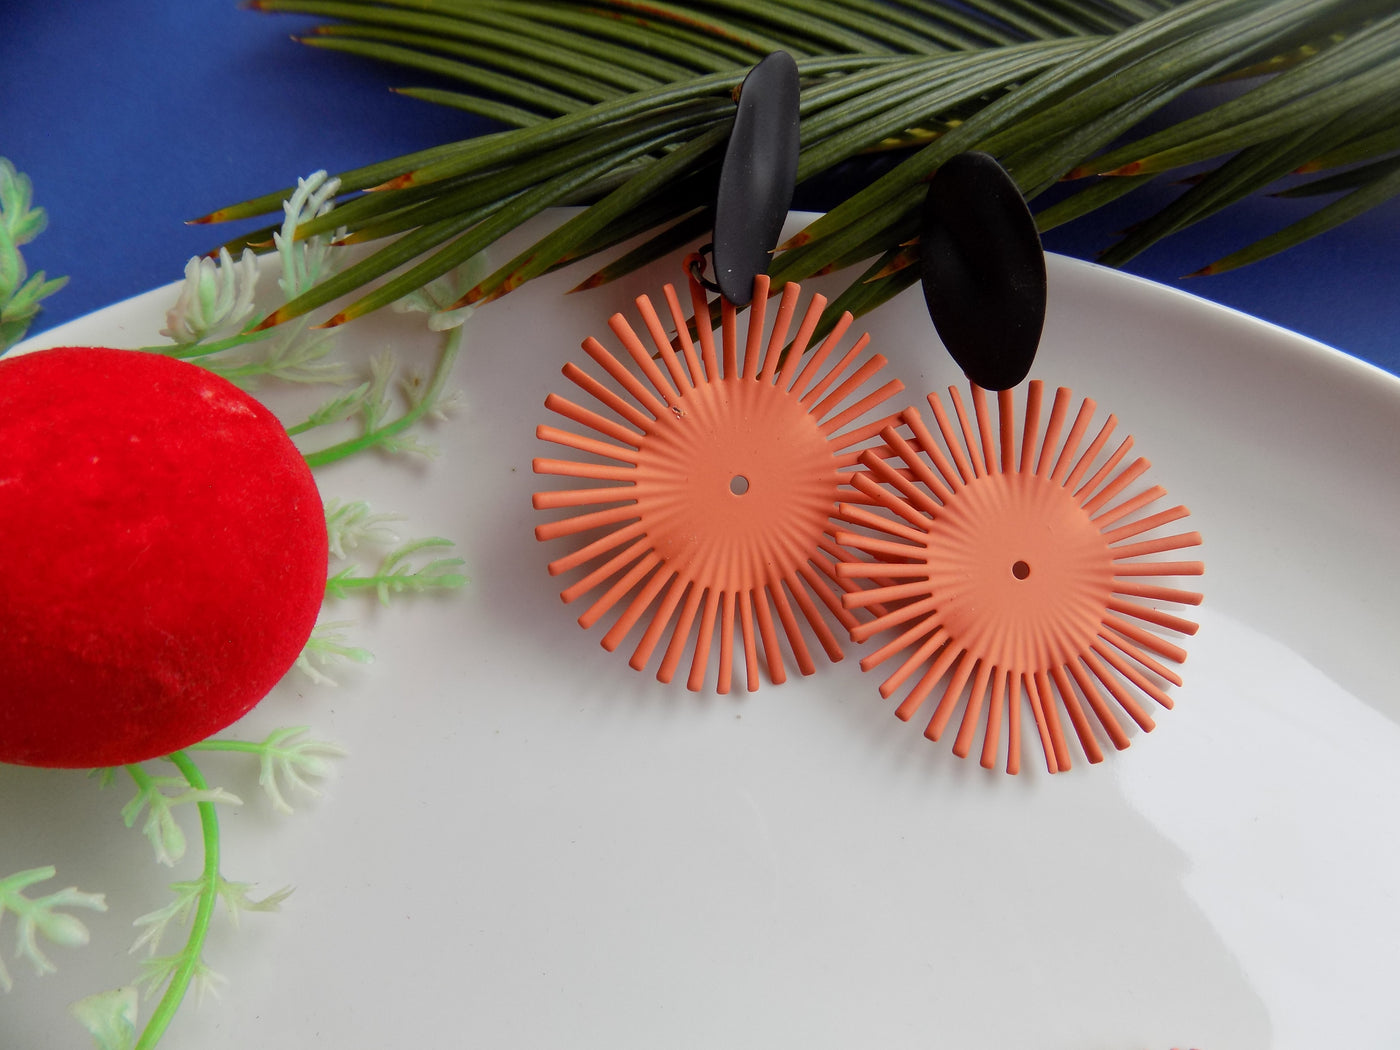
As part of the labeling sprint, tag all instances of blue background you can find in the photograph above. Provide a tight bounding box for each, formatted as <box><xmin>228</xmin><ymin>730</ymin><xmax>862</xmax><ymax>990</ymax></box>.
<box><xmin>4</xmin><ymin>2</ymin><xmax>1397</xmax><ymax>375</ymax></box>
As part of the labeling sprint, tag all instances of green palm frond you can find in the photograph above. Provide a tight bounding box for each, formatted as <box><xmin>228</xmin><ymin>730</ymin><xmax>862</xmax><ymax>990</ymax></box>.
<box><xmin>215</xmin><ymin>0</ymin><xmax>1400</xmax><ymax>331</ymax></box>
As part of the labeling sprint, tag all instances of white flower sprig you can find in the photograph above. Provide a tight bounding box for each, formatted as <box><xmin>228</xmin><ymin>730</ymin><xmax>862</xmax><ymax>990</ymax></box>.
<box><xmin>94</xmin><ymin>751</ymin><xmax>287</xmax><ymax>1049</ymax></box>
<box><xmin>294</xmin><ymin>621</ymin><xmax>375</xmax><ymax>685</ymax></box>
<box><xmin>117</xmin><ymin>767</ymin><xmax>241</xmax><ymax>868</ymax></box>
<box><xmin>390</xmin><ymin>254</ymin><xmax>487</xmax><ymax>332</ymax></box>
<box><xmin>322</xmin><ymin>498</ymin><xmax>403</xmax><ymax>558</ymax></box>
<box><xmin>0</xmin><ymin>867</ymin><xmax>107</xmax><ymax>993</ymax></box>
<box><xmin>70</xmin><ymin>986</ymin><xmax>139</xmax><ymax>1050</ymax></box>
<box><xmin>325</xmin><ymin>537</ymin><xmax>467</xmax><ymax>605</ymax></box>
<box><xmin>153</xmin><ymin>169</ymin><xmax>354</xmax><ymax>386</ymax></box>
<box><xmin>274</xmin><ymin>170</ymin><xmax>343</xmax><ymax>301</ymax></box>
<box><xmin>75</xmin><ymin>739</ymin><xmax>337</xmax><ymax>1048</ymax></box>
<box><xmin>160</xmin><ymin>246</ymin><xmax>258</xmax><ymax>346</ymax></box>
<box><xmin>190</xmin><ymin>726</ymin><xmax>348</xmax><ymax>815</ymax></box>
<box><xmin>299</xmin><ymin>328</ymin><xmax>466</xmax><ymax>466</ymax></box>
<box><xmin>161</xmin><ymin>170</ymin><xmax>343</xmax><ymax>351</ymax></box>
<box><xmin>283</xmin><ymin>382</ymin><xmax>373</xmax><ymax>438</ymax></box>
<box><xmin>0</xmin><ymin>157</ymin><xmax>68</xmax><ymax>352</ymax></box>
<box><xmin>130</xmin><ymin>877</ymin><xmax>291</xmax><ymax>962</ymax></box>
<box><xmin>135</xmin><ymin>944</ymin><xmax>227</xmax><ymax>1006</ymax></box>
<box><xmin>301</xmin><ymin>496</ymin><xmax>464</xmax><ymax>678</ymax></box>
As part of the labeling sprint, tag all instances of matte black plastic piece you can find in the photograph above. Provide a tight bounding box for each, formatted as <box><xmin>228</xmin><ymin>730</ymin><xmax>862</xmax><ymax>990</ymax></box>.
<box><xmin>713</xmin><ymin>50</ymin><xmax>800</xmax><ymax>306</ymax></box>
<box><xmin>919</xmin><ymin>151</ymin><xmax>1047</xmax><ymax>391</ymax></box>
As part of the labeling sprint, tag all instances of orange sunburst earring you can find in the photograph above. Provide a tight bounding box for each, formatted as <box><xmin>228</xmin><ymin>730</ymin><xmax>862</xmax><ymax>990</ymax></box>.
<box><xmin>533</xmin><ymin>266</ymin><xmax>906</xmax><ymax>692</ymax></box>
<box><xmin>835</xmin><ymin>380</ymin><xmax>1204</xmax><ymax>773</ymax></box>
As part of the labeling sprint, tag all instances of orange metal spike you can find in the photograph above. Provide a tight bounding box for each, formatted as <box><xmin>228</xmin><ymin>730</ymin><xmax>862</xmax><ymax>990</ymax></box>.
<box><xmin>534</xmin><ymin>268</ymin><xmax>905</xmax><ymax>692</ymax></box>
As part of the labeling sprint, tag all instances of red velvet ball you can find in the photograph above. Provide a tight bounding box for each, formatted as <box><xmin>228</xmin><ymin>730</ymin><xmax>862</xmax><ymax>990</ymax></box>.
<box><xmin>0</xmin><ymin>347</ymin><xmax>327</xmax><ymax>768</ymax></box>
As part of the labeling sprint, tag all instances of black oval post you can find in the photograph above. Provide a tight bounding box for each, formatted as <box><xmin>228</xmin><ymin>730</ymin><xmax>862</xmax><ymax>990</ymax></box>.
<box><xmin>919</xmin><ymin>152</ymin><xmax>1047</xmax><ymax>390</ymax></box>
<box><xmin>712</xmin><ymin>50</ymin><xmax>801</xmax><ymax>306</ymax></box>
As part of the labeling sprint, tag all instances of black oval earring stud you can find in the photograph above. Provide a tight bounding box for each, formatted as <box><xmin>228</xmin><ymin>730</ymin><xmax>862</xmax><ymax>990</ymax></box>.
<box><xmin>919</xmin><ymin>151</ymin><xmax>1047</xmax><ymax>391</ymax></box>
<box><xmin>710</xmin><ymin>50</ymin><xmax>801</xmax><ymax>307</ymax></box>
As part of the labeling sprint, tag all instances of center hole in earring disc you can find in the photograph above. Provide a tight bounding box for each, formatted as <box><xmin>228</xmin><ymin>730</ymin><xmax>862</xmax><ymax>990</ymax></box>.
<box><xmin>1012</xmin><ymin>559</ymin><xmax>1031</xmax><ymax>580</ymax></box>
<box><xmin>730</xmin><ymin>474</ymin><xmax>750</xmax><ymax>496</ymax></box>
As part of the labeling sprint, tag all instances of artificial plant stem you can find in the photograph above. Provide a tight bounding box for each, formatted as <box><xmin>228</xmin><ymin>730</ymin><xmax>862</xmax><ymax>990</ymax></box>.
<box><xmin>124</xmin><ymin>763</ymin><xmax>157</xmax><ymax>797</ymax></box>
<box><xmin>300</xmin><ymin>324</ymin><xmax>461</xmax><ymax>468</ymax></box>
<box><xmin>188</xmin><ymin>740</ymin><xmax>266</xmax><ymax>756</ymax></box>
<box><xmin>133</xmin><ymin>751</ymin><xmax>220</xmax><ymax>1050</ymax></box>
<box><xmin>138</xmin><ymin>319</ymin><xmax>304</xmax><ymax>360</ymax></box>
<box><xmin>283</xmin><ymin>418</ymin><xmax>319</xmax><ymax>437</ymax></box>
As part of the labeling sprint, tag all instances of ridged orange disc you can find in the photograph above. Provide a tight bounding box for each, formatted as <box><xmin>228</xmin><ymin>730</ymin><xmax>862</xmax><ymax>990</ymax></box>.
<box><xmin>836</xmin><ymin>381</ymin><xmax>1204</xmax><ymax>773</ymax></box>
<box><xmin>534</xmin><ymin>269</ymin><xmax>905</xmax><ymax>692</ymax></box>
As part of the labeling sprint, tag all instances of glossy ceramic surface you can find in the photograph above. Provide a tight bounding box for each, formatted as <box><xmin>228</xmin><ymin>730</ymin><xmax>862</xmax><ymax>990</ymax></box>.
<box><xmin>5</xmin><ymin>225</ymin><xmax>1399</xmax><ymax>1049</ymax></box>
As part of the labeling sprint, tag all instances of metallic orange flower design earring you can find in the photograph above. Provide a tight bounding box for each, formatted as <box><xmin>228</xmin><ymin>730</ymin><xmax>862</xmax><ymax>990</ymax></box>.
<box><xmin>534</xmin><ymin>267</ymin><xmax>905</xmax><ymax>693</ymax></box>
<box><xmin>835</xmin><ymin>380</ymin><xmax>1204</xmax><ymax>773</ymax></box>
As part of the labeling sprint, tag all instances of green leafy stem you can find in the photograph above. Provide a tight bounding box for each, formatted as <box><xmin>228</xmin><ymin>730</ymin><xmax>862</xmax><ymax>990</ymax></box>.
<box><xmin>298</xmin><ymin>322</ymin><xmax>463</xmax><ymax>466</ymax></box>
<box><xmin>190</xmin><ymin>727</ymin><xmax>347</xmax><ymax>815</ymax></box>
<box><xmin>56</xmin><ymin>734</ymin><xmax>336</xmax><ymax>1050</ymax></box>
<box><xmin>0</xmin><ymin>867</ymin><xmax>106</xmax><ymax>994</ymax></box>
<box><xmin>72</xmin><ymin>733</ymin><xmax>328</xmax><ymax>1050</ymax></box>
<box><xmin>325</xmin><ymin>536</ymin><xmax>467</xmax><ymax>603</ymax></box>
<box><xmin>128</xmin><ymin>751</ymin><xmax>222</xmax><ymax>1050</ymax></box>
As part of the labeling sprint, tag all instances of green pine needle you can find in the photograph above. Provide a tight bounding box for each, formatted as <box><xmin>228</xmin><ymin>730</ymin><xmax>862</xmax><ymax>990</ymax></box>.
<box><xmin>208</xmin><ymin>0</ymin><xmax>1398</xmax><ymax>333</ymax></box>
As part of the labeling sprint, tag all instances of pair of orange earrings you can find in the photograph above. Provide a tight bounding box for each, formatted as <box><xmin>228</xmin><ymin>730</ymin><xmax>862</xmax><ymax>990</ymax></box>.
<box><xmin>532</xmin><ymin>267</ymin><xmax>1203</xmax><ymax>774</ymax></box>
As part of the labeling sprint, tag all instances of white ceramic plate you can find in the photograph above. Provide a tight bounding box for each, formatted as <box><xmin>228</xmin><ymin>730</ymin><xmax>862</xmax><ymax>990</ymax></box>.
<box><xmin>5</xmin><ymin>222</ymin><xmax>1400</xmax><ymax>1050</ymax></box>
